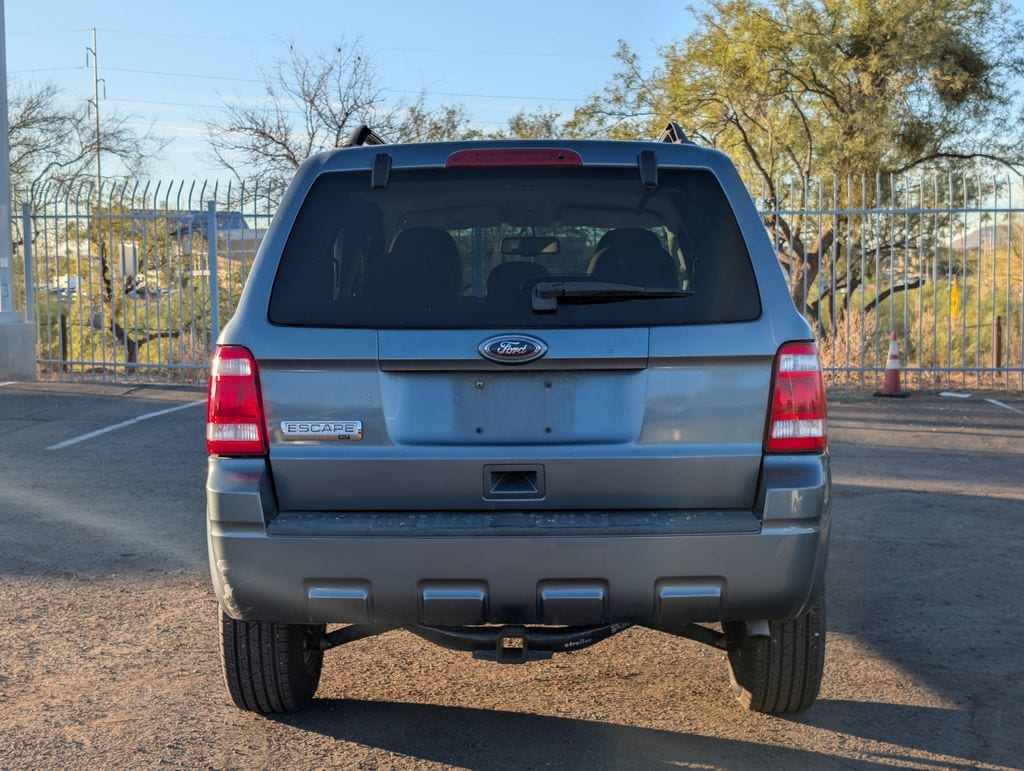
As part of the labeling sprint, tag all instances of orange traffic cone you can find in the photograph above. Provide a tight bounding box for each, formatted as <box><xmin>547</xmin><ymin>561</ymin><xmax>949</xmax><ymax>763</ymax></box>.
<box><xmin>874</xmin><ymin>331</ymin><xmax>909</xmax><ymax>398</ymax></box>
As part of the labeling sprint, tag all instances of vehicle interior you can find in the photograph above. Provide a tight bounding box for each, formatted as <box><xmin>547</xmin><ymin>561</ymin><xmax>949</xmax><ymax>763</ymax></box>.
<box><xmin>268</xmin><ymin>167</ymin><xmax>761</xmax><ymax>327</ymax></box>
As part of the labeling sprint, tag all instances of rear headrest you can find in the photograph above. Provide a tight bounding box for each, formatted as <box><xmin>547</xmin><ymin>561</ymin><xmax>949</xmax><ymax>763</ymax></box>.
<box><xmin>594</xmin><ymin>228</ymin><xmax>663</xmax><ymax>254</ymax></box>
<box><xmin>587</xmin><ymin>244</ymin><xmax>678</xmax><ymax>288</ymax></box>
<box><xmin>387</xmin><ymin>227</ymin><xmax>462</xmax><ymax>296</ymax></box>
<box><xmin>487</xmin><ymin>261</ymin><xmax>549</xmax><ymax>299</ymax></box>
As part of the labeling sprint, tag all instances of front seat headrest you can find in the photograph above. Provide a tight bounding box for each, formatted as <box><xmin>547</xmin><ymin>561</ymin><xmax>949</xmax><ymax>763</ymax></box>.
<box><xmin>594</xmin><ymin>228</ymin><xmax>664</xmax><ymax>255</ymax></box>
<box><xmin>387</xmin><ymin>227</ymin><xmax>462</xmax><ymax>296</ymax></box>
<box><xmin>487</xmin><ymin>261</ymin><xmax>549</xmax><ymax>299</ymax></box>
<box><xmin>588</xmin><ymin>244</ymin><xmax>678</xmax><ymax>288</ymax></box>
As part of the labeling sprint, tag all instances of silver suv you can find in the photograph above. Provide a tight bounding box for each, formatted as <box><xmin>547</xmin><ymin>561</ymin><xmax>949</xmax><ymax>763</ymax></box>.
<box><xmin>206</xmin><ymin>124</ymin><xmax>831</xmax><ymax>715</ymax></box>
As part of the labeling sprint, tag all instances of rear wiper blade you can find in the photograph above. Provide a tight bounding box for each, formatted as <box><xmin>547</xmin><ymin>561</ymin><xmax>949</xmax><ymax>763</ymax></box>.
<box><xmin>531</xmin><ymin>281</ymin><xmax>692</xmax><ymax>312</ymax></box>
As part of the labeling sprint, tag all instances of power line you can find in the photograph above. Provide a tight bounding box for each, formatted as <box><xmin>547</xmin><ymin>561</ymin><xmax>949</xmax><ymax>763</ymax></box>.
<box><xmin>390</xmin><ymin>88</ymin><xmax>583</xmax><ymax>104</ymax></box>
<box><xmin>104</xmin><ymin>65</ymin><xmax>262</xmax><ymax>83</ymax></box>
<box><xmin>15</xmin><ymin>60</ymin><xmax>589</xmax><ymax>103</ymax></box>
<box><xmin>97</xmin><ymin>26</ymin><xmax>638</xmax><ymax>60</ymax></box>
<box><xmin>10</xmin><ymin>25</ymin><xmax>647</xmax><ymax>61</ymax></box>
<box><xmin>49</xmin><ymin>93</ymin><xmax>541</xmax><ymax>128</ymax></box>
<box><xmin>9</xmin><ymin>65</ymin><xmax>87</xmax><ymax>74</ymax></box>
<box><xmin>102</xmin><ymin>66</ymin><xmax>587</xmax><ymax>102</ymax></box>
<box><xmin>108</xmin><ymin>96</ymin><xmax>227</xmax><ymax>110</ymax></box>
<box><xmin>110</xmin><ymin>103</ymin><xmax>512</xmax><ymax>129</ymax></box>
<box><xmin>8</xmin><ymin>28</ymin><xmax>92</xmax><ymax>36</ymax></box>
<box><xmin>102</xmin><ymin>28</ymin><xmax>268</xmax><ymax>44</ymax></box>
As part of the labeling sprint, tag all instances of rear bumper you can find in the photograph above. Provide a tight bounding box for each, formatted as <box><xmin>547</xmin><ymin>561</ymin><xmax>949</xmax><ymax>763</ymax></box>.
<box><xmin>207</xmin><ymin>454</ymin><xmax>830</xmax><ymax>626</ymax></box>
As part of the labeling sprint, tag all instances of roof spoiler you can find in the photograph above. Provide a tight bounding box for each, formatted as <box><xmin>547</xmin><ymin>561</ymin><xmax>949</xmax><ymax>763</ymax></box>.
<box><xmin>343</xmin><ymin>124</ymin><xmax>387</xmax><ymax>147</ymax></box>
<box><xmin>658</xmin><ymin>121</ymin><xmax>693</xmax><ymax>145</ymax></box>
<box><xmin>340</xmin><ymin>124</ymin><xmax>392</xmax><ymax>190</ymax></box>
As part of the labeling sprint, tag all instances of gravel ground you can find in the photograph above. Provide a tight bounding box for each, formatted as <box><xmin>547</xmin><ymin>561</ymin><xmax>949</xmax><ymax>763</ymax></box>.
<box><xmin>0</xmin><ymin>382</ymin><xmax>1022</xmax><ymax>769</ymax></box>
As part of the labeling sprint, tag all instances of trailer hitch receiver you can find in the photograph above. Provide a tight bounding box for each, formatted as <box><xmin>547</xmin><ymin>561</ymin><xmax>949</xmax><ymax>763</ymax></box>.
<box><xmin>407</xmin><ymin>623</ymin><xmax>633</xmax><ymax>663</ymax></box>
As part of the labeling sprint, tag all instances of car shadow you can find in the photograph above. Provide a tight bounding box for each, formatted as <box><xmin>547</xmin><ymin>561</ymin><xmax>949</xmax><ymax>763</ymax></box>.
<box><xmin>794</xmin><ymin>699</ymin><xmax>1018</xmax><ymax>769</ymax></box>
<box><xmin>268</xmin><ymin>698</ymin><xmax>987</xmax><ymax>769</ymax></box>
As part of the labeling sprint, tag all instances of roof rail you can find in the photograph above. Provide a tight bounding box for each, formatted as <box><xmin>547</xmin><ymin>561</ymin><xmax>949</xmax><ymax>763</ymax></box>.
<box><xmin>343</xmin><ymin>124</ymin><xmax>387</xmax><ymax>148</ymax></box>
<box><xmin>659</xmin><ymin>121</ymin><xmax>693</xmax><ymax>145</ymax></box>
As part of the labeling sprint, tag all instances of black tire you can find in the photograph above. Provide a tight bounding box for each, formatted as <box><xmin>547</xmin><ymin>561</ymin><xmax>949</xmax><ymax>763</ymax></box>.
<box><xmin>218</xmin><ymin>606</ymin><xmax>325</xmax><ymax>713</ymax></box>
<box><xmin>724</xmin><ymin>593</ymin><xmax>826</xmax><ymax>714</ymax></box>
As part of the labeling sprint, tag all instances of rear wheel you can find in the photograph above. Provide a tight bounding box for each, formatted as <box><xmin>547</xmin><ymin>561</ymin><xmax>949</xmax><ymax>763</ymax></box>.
<box><xmin>724</xmin><ymin>593</ymin><xmax>826</xmax><ymax>714</ymax></box>
<box><xmin>219</xmin><ymin>607</ymin><xmax>325</xmax><ymax>713</ymax></box>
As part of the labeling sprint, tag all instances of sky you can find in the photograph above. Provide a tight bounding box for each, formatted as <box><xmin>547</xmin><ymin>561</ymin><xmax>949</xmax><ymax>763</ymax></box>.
<box><xmin>5</xmin><ymin>0</ymin><xmax>700</xmax><ymax>181</ymax></box>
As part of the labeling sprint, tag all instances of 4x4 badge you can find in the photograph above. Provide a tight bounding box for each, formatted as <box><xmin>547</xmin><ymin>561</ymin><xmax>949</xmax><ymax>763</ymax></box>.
<box><xmin>478</xmin><ymin>335</ymin><xmax>548</xmax><ymax>365</ymax></box>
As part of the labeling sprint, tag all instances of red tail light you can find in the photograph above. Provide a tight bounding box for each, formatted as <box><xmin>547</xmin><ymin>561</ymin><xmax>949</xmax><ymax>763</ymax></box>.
<box><xmin>765</xmin><ymin>341</ymin><xmax>828</xmax><ymax>453</ymax></box>
<box><xmin>446</xmin><ymin>148</ymin><xmax>582</xmax><ymax>168</ymax></box>
<box><xmin>206</xmin><ymin>345</ymin><xmax>267</xmax><ymax>456</ymax></box>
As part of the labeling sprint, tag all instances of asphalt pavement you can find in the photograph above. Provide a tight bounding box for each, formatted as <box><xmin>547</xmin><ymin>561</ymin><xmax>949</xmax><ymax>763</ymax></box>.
<box><xmin>0</xmin><ymin>381</ymin><xmax>1022</xmax><ymax>769</ymax></box>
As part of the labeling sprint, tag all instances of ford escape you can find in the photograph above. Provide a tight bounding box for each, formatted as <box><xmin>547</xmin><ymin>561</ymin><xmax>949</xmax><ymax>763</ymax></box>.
<box><xmin>206</xmin><ymin>123</ymin><xmax>831</xmax><ymax>714</ymax></box>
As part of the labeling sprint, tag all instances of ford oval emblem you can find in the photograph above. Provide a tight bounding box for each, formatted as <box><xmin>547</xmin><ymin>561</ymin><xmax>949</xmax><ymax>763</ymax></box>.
<box><xmin>478</xmin><ymin>334</ymin><xmax>548</xmax><ymax>365</ymax></box>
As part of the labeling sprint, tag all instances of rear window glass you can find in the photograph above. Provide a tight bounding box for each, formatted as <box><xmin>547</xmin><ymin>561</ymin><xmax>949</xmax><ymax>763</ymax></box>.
<box><xmin>268</xmin><ymin>166</ymin><xmax>760</xmax><ymax>328</ymax></box>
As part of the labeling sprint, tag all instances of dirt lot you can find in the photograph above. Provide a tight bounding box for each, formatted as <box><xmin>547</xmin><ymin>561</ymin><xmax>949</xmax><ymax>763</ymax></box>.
<box><xmin>1</xmin><ymin>382</ymin><xmax>1022</xmax><ymax>769</ymax></box>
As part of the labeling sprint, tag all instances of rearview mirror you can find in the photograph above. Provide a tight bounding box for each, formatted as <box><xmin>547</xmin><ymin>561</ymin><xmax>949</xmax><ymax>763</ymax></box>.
<box><xmin>501</xmin><ymin>236</ymin><xmax>560</xmax><ymax>257</ymax></box>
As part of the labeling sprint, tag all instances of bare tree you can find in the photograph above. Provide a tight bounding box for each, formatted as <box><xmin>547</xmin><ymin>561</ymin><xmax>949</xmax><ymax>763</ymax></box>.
<box><xmin>9</xmin><ymin>81</ymin><xmax>164</xmax><ymax>206</ymax></box>
<box><xmin>205</xmin><ymin>38</ymin><xmax>479</xmax><ymax>185</ymax></box>
<box><xmin>9</xmin><ymin>81</ymin><xmax>167</xmax><ymax>371</ymax></box>
<box><xmin>570</xmin><ymin>1</ymin><xmax>1024</xmax><ymax>329</ymax></box>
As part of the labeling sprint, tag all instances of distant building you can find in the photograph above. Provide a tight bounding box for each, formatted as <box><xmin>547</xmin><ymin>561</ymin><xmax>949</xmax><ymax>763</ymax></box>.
<box><xmin>163</xmin><ymin>210</ymin><xmax>267</xmax><ymax>265</ymax></box>
<box><xmin>165</xmin><ymin>211</ymin><xmax>252</xmax><ymax>242</ymax></box>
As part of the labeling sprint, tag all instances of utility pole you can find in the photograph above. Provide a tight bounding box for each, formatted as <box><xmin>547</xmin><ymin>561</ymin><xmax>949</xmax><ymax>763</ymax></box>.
<box><xmin>0</xmin><ymin>0</ymin><xmax>14</xmax><ymax>314</ymax></box>
<box><xmin>86</xmin><ymin>28</ymin><xmax>104</xmax><ymax>200</ymax></box>
<box><xmin>0</xmin><ymin>0</ymin><xmax>36</xmax><ymax>383</ymax></box>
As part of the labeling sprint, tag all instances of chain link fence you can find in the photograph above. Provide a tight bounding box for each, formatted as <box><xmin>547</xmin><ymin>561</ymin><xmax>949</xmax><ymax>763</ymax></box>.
<box><xmin>9</xmin><ymin>171</ymin><xmax>1024</xmax><ymax>390</ymax></box>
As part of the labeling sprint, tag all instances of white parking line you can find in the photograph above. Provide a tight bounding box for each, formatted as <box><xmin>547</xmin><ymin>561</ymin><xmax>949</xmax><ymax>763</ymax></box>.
<box><xmin>47</xmin><ymin>399</ymin><xmax>206</xmax><ymax>450</ymax></box>
<box><xmin>0</xmin><ymin>381</ymin><xmax>17</xmax><ymax>387</ymax></box>
<box><xmin>985</xmin><ymin>398</ymin><xmax>1024</xmax><ymax>416</ymax></box>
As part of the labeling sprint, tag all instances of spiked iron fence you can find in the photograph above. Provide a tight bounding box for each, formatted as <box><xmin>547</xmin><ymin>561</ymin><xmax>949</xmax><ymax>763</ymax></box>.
<box><xmin>755</xmin><ymin>173</ymin><xmax>1024</xmax><ymax>390</ymax></box>
<box><xmin>15</xmin><ymin>180</ymin><xmax>281</xmax><ymax>384</ymax></box>
<box><xmin>9</xmin><ymin>172</ymin><xmax>1024</xmax><ymax>389</ymax></box>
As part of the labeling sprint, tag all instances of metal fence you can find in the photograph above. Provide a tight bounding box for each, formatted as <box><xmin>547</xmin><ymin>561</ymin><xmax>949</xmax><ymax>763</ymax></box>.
<box><xmin>9</xmin><ymin>171</ymin><xmax>1024</xmax><ymax>390</ymax></box>
<box><xmin>755</xmin><ymin>173</ymin><xmax>1024</xmax><ymax>390</ymax></box>
<box><xmin>16</xmin><ymin>180</ymin><xmax>281</xmax><ymax>384</ymax></box>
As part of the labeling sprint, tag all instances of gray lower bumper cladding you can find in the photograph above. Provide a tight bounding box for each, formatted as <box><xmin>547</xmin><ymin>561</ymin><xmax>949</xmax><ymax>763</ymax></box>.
<box><xmin>206</xmin><ymin>454</ymin><xmax>830</xmax><ymax>628</ymax></box>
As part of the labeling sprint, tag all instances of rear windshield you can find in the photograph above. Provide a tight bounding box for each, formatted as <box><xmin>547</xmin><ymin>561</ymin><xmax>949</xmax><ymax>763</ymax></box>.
<box><xmin>268</xmin><ymin>166</ymin><xmax>761</xmax><ymax>328</ymax></box>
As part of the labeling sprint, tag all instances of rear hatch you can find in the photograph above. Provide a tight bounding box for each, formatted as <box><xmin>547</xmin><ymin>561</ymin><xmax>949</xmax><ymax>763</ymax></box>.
<box><xmin>258</xmin><ymin>158</ymin><xmax>775</xmax><ymax>512</ymax></box>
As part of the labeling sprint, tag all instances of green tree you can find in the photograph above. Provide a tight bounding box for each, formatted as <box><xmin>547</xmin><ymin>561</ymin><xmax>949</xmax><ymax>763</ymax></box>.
<box><xmin>10</xmin><ymin>81</ymin><xmax>163</xmax><ymax>343</ymax></box>
<box><xmin>53</xmin><ymin>207</ymin><xmax>206</xmax><ymax>369</ymax></box>
<box><xmin>495</xmin><ymin>107</ymin><xmax>565</xmax><ymax>139</ymax></box>
<box><xmin>568</xmin><ymin>1</ymin><xmax>1024</xmax><ymax>324</ymax></box>
<box><xmin>572</xmin><ymin>1</ymin><xmax>1024</xmax><ymax>178</ymax></box>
